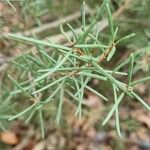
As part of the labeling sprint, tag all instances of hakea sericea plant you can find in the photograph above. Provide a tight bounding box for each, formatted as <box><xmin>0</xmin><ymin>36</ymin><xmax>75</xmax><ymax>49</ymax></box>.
<box><xmin>3</xmin><ymin>1</ymin><xmax>150</xmax><ymax>138</ymax></box>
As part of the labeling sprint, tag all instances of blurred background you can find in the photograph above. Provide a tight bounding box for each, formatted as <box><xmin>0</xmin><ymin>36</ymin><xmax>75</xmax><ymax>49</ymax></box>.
<box><xmin>0</xmin><ymin>0</ymin><xmax>149</xmax><ymax>149</ymax></box>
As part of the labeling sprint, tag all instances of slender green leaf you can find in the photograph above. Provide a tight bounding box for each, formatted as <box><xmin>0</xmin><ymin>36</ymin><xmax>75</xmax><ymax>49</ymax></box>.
<box><xmin>93</xmin><ymin>62</ymin><xmax>132</xmax><ymax>97</ymax></box>
<box><xmin>39</xmin><ymin>108</ymin><xmax>44</xmax><ymax>139</ymax></box>
<box><xmin>77</xmin><ymin>0</ymin><xmax>108</xmax><ymax>43</ymax></box>
<box><xmin>116</xmin><ymin>33</ymin><xmax>135</xmax><ymax>44</ymax></box>
<box><xmin>66</xmin><ymin>23</ymin><xmax>78</xmax><ymax>40</ymax></box>
<box><xmin>113</xmin><ymin>84</ymin><xmax>121</xmax><ymax>137</ymax></box>
<box><xmin>131</xmin><ymin>92</ymin><xmax>150</xmax><ymax>111</ymax></box>
<box><xmin>8</xmin><ymin>34</ymin><xmax>72</xmax><ymax>51</ymax></box>
<box><xmin>34</xmin><ymin>50</ymin><xmax>72</xmax><ymax>82</ymax></box>
<box><xmin>106</xmin><ymin>3</ymin><xmax>114</xmax><ymax>40</ymax></box>
<box><xmin>8</xmin><ymin>75</ymin><xmax>32</xmax><ymax>98</ymax></box>
<box><xmin>9</xmin><ymin>103</ymin><xmax>36</xmax><ymax>120</ymax></box>
<box><xmin>102</xmin><ymin>92</ymin><xmax>124</xmax><ymax>126</ymax></box>
<box><xmin>107</xmin><ymin>46</ymin><xmax>116</xmax><ymax>61</ymax></box>
<box><xmin>60</xmin><ymin>23</ymin><xmax>72</xmax><ymax>43</ymax></box>
<box><xmin>86</xmin><ymin>85</ymin><xmax>108</xmax><ymax>101</ymax></box>
<box><xmin>55</xmin><ymin>81</ymin><xmax>65</xmax><ymax>124</ymax></box>
<box><xmin>75</xmin><ymin>44</ymin><xmax>108</xmax><ymax>48</ymax></box>
<box><xmin>32</xmin><ymin>75</ymin><xmax>69</xmax><ymax>94</ymax></box>
<box><xmin>131</xmin><ymin>76</ymin><xmax>150</xmax><ymax>85</ymax></box>
<box><xmin>127</xmin><ymin>53</ymin><xmax>134</xmax><ymax>86</ymax></box>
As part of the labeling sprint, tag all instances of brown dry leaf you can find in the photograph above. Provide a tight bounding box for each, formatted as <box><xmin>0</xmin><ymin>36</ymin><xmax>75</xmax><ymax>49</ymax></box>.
<box><xmin>136</xmin><ymin>128</ymin><xmax>150</xmax><ymax>143</ymax></box>
<box><xmin>136</xmin><ymin>114</ymin><xmax>150</xmax><ymax>128</ymax></box>
<box><xmin>128</xmin><ymin>145</ymin><xmax>139</xmax><ymax>150</ymax></box>
<box><xmin>33</xmin><ymin>141</ymin><xmax>46</xmax><ymax>150</ymax></box>
<box><xmin>101</xmin><ymin>145</ymin><xmax>112</xmax><ymax>150</ymax></box>
<box><xmin>0</xmin><ymin>3</ymin><xmax>5</xmax><ymax>11</ymax></box>
<box><xmin>134</xmin><ymin>83</ymin><xmax>147</xmax><ymax>94</ymax></box>
<box><xmin>0</xmin><ymin>131</ymin><xmax>19</xmax><ymax>145</ymax></box>
<box><xmin>84</xmin><ymin>91</ymin><xmax>102</xmax><ymax>108</ymax></box>
<box><xmin>131</xmin><ymin>110</ymin><xmax>150</xmax><ymax>128</ymax></box>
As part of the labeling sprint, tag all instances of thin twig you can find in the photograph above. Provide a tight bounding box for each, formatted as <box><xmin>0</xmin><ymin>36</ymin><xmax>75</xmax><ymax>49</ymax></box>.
<box><xmin>98</xmin><ymin>42</ymin><xmax>115</xmax><ymax>63</ymax></box>
<box><xmin>17</xmin><ymin>7</ymin><xmax>91</xmax><ymax>36</ymax></box>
